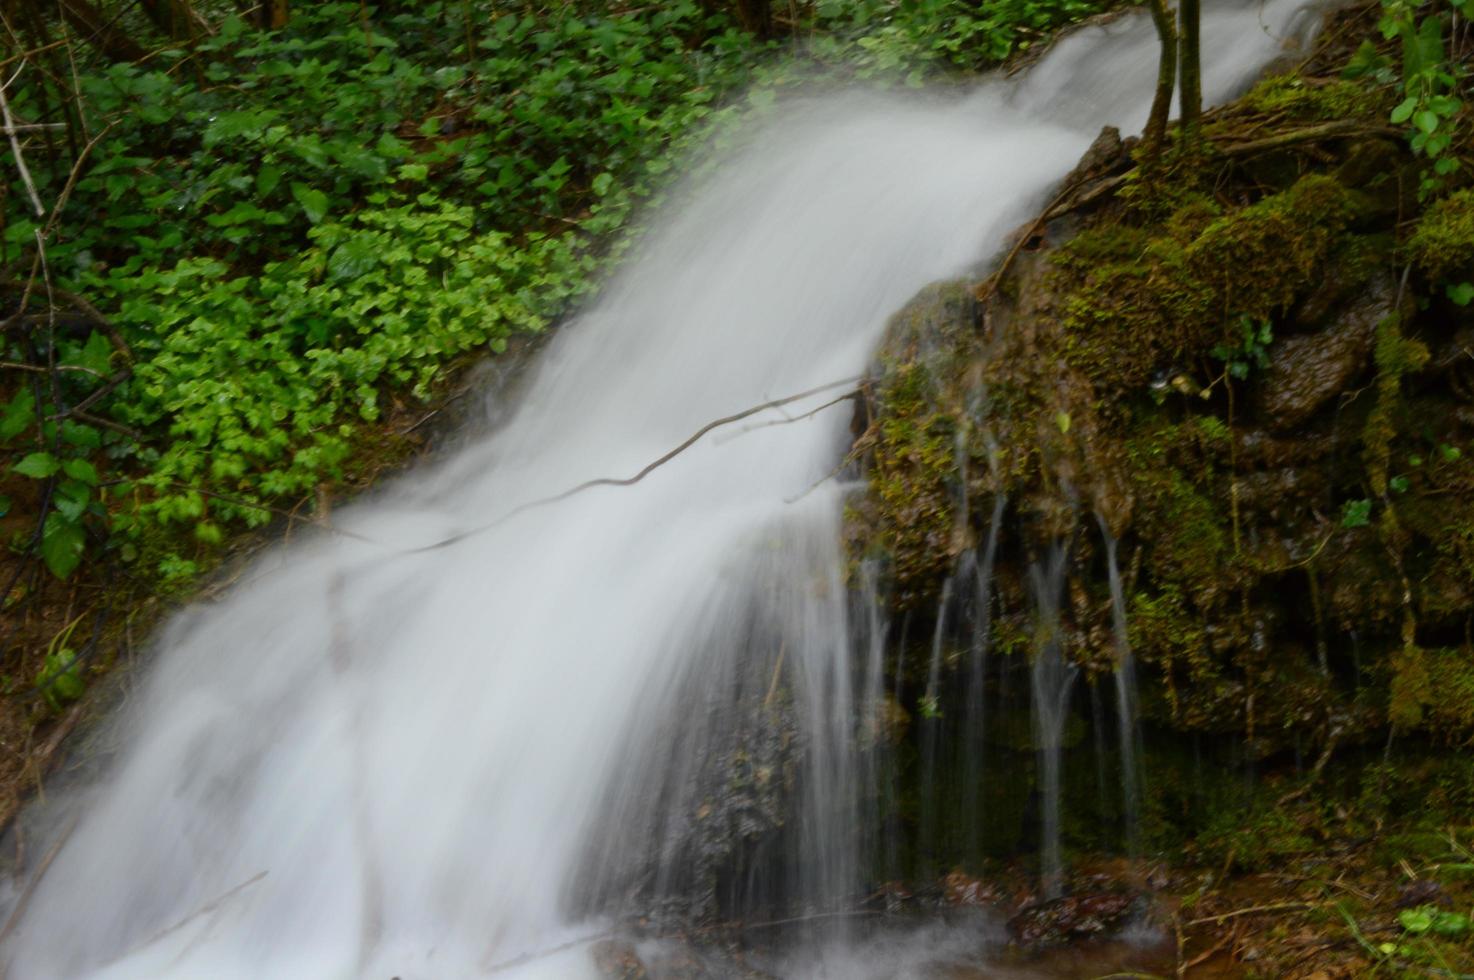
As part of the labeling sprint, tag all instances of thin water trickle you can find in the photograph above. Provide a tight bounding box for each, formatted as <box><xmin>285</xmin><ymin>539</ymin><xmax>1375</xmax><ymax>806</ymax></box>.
<box><xmin>1028</xmin><ymin>544</ymin><xmax>1078</xmax><ymax>898</ymax></box>
<box><xmin>1100</xmin><ymin>519</ymin><xmax>1143</xmax><ymax>860</ymax></box>
<box><xmin>3</xmin><ymin>1</ymin><xmax>1322</xmax><ymax>976</ymax></box>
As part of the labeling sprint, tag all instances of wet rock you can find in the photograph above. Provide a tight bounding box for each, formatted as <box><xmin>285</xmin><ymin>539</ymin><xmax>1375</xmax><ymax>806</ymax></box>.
<box><xmin>1006</xmin><ymin>891</ymin><xmax>1142</xmax><ymax>947</ymax></box>
<box><xmin>1234</xmin><ymin>466</ymin><xmax>1330</xmax><ymax>522</ymax></box>
<box><xmin>1256</xmin><ymin>279</ymin><xmax>1393</xmax><ymax>430</ymax></box>
<box><xmin>1060</xmin><ymin>126</ymin><xmax>1127</xmax><ymax>188</ymax></box>
<box><xmin>594</xmin><ymin>939</ymin><xmax>650</xmax><ymax>980</ymax></box>
<box><xmin>942</xmin><ymin>870</ymin><xmax>1001</xmax><ymax>907</ymax></box>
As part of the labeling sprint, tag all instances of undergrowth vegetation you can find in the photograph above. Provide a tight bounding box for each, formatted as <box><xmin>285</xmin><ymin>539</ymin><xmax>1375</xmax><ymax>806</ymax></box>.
<box><xmin>1</xmin><ymin>0</ymin><xmax>1120</xmax><ymax>593</ymax></box>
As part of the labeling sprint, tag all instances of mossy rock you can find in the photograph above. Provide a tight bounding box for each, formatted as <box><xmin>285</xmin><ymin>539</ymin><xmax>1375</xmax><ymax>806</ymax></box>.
<box><xmin>861</xmin><ymin>280</ymin><xmax>980</xmax><ymax>606</ymax></box>
<box><xmin>1406</xmin><ymin>188</ymin><xmax>1474</xmax><ymax>283</ymax></box>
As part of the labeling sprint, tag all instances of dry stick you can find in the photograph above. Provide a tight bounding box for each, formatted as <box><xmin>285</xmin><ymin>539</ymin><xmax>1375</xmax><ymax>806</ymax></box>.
<box><xmin>0</xmin><ymin>39</ymin><xmax>71</xmax><ymax>72</ymax></box>
<box><xmin>42</xmin><ymin>120</ymin><xmax>118</xmax><ymax>241</ymax></box>
<box><xmin>48</xmin><ymin>367</ymin><xmax>130</xmax><ymax>420</ymax></box>
<box><xmin>0</xmin><ymin>69</ymin><xmax>43</xmax><ymax>216</ymax></box>
<box><xmin>0</xmin><ymin>360</ymin><xmax>108</xmax><ymax>379</ymax></box>
<box><xmin>1187</xmin><ymin>902</ymin><xmax>1313</xmax><ymax>926</ymax></box>
<box><xmin>975</xmin><ymin>180</ymin><xmax>1082</xmax><ymax>304</ymax></box>
<box><xmin>402</xmin><ymin>376</ymin><xmax>863</xmax><ymax>554</ymax></box>
<box><xmin>67</xmin><ymin>408</ymin><xmax>140</xmax><ymax>440</ymax></box>
<box><xmin>0</xmin><ymin>280</ymin><xmax>134</xmax><ymax>361</ymax></box>
<box><xmin>717</xmin><ymin>389</ymin><xmax>860</xmax><ymax>442</ymax></box>
<box><xmin>1181</xmin><ymin>925</ymin><xmax>1235</xmax><ymax>973</ymax></box>
<box><xmin>1277</xmin><ymin>730</ymin><xmax>1339</xmax><ymax>805</ymax></box>
<box><xmin>100</xmin><ymin>871</ymin><xmax>269</xmax><ymax>968</ymax></box>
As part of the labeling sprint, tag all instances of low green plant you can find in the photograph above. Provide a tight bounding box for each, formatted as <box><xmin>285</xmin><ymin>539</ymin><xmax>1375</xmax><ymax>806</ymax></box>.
<box><xmin>1345</xmin><ymin>0</ymin><xmax>1468</xmax><ymax>195</ymax></box>
<box><xmin>1210</xmin><ymin>315</ymin><xmax>1274</xmax><ymax>380</ymax></box>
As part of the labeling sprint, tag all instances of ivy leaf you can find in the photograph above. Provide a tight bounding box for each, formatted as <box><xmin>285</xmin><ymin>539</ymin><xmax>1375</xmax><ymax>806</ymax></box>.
<box><xmin>291</xmin><ymin>183</ymin><xmax>330</xmax><ymax>224</ymax></box>
<box><xmin>1447</xmin><ymin>282</ymin><xmax>1474</xmax><ymax>306</ymax></box>
<box><xmin>13</xmin><ymin>452</ymin><xmax>60</xmax><ymax>479</ymax></box>
<box><xmin>41</xmin><ymin>513</ymin><xmax>85</xmax><ymax>579</ymax></box>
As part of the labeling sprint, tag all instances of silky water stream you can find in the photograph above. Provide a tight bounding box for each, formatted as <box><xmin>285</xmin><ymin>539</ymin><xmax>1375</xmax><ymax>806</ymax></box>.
<box><xmin>2</xmin><ymin>2</ymin><xmax>1323</xmax><ymax>976</ymax></box>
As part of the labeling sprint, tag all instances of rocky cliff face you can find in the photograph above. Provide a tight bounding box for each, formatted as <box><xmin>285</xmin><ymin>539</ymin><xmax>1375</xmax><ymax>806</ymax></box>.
<box><xmin>846</xmin><ymin>71</ymin><xmax>1474</xmax><ymax>864</ymax></box>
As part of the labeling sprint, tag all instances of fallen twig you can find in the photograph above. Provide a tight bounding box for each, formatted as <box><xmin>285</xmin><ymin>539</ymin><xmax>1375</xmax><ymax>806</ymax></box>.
<box><xmin>1187</xmin><ymin>901</ymin><xmax>1313</xmax><ymax>926</ymax></box>
<box><xmin>403</xmin><ymin>376</ymin><xmax>862</xmax><ymax>554</ymax></box>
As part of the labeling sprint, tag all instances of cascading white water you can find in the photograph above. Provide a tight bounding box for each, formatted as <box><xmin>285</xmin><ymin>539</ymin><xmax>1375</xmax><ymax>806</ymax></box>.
<box><xmin>2</xmin><ymin>2</ymin><xmax>1321</xmax><ymax>976</ymax></box>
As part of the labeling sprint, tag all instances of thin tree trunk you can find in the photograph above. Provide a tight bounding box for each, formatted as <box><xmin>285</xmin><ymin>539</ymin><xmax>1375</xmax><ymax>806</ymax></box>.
<box><xmin>55</xmin><ymin>0</ymin><xmax>147</xmax><ymax>62</ymax></box>
<box><xmin>734</xmin><ymin>0</ymin><xmax>771</xmax><ymax>38</ymax></box>
<box><xmin>1142</xmin><ymin>0</ymin><xmax>1178</xmax><ymax>169</ymax></box>
<box><xmin>139</xmin><ymin>0</ymin><xmax>211</xmax><ymax>42</ymax></box>
<box><xmin>262</xmin><ymin>0</ymin><xmax>288</xmax><ymax>29</ymax></box>
<box><xmin>1178</xmin><ymin>0</ymin><xmax>1202</xmax><ymax>141</ymax></box>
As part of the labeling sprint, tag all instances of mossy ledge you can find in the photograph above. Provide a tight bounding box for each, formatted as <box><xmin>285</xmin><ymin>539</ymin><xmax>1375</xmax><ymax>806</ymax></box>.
<box><xmin>848</xmin><ymin>68</ymin><xmax>1474</xmax><ymax>831</ymax></box>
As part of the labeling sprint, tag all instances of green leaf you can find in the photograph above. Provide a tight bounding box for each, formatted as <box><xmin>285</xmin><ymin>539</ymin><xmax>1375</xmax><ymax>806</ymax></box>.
<box><xmin>328</xmin><ymin>236</ymin><xmax>380</xmax><ymax>280</ymax></box>
<box><xmin>1447</xmin><ymin>282</ymin><xmax>1474</xmax><ymax>306</ymax></box>
<box><xmin>1341</xmin><ymin>498</ymin><xmax>1372</xmax><ymax>528</ymax></box>
<box><xmin>1414</xmin><ymin>109</ymin><xmax>1440</xmax><ymax>134</ymax></box>
<box><xmin>72</xmin><ymin>330</ymin><xmax>114</xmax><ymax>377</ymax></box>
<box><xmin>0</xmin><ymin>389</ymin><xmax>35</xmax><ymax>443</ymax></box>
<box><xmin>256</xmin><ymin>163</ymin><xmax>284</xmax><ymax>197</ymax></box>
<box><xmin>53</xmin><ymin>484</ymin><xmax>89</xmax><ymax>522</ymax></box>
<box><xmin>14</xmin><ymin>452</ymin><xmax>60</xmax><ymax>479</ymax></box>
<box><xmin>203</xmin><ymin>109</ymin><xmax>279</xmax><ymax>148</ymax></box>
<box><xmin>1399</xmin><ymin>908</ymin><xmax>1433</xmax><ymax>933</ymax></box>
<box><xmin>1390</xmin><ymin>96</ymin><xmax>1418</xmax><ymax>123</ymax></box>
<box><xmin>61</xmin><ymin>458</ymin><xmax>100</xmax><ymax>485</ymax></box>
<box><xmin>40</xmin><ymin>513</ymin><xmax>85</xmax><ymax>579</ymax></box>
<box><xmin>61</xmin><ymin>421</ymin><xmax>102</xmax><ymax>450</ymax></box>
<box><xmin>1389</xmin><ymin>475</ymin><xmax>1409</xmax><ymax>494</ymax></box>
<box><xmin>291</xmin><ymin>183</ymin><xmax>330</xmax><ymax>224</ymax></box>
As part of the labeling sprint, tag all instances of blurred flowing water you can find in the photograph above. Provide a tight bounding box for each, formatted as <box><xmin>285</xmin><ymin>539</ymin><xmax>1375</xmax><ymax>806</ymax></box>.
<box><xmin>2</xmin><ymin>2</ymin><xmax>1320</xmax><ymax>976</ymax></box>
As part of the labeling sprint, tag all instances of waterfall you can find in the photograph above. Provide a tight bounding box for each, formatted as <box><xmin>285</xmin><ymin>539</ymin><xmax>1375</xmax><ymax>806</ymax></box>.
<box><xmin>2</xmin><ymin>1</ymin><xmax>1321</xmax><ymax>976</ymax></box>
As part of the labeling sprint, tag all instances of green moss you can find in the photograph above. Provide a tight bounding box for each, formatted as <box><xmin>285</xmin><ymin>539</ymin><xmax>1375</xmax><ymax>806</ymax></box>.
<box><xmin>1421</xmin><ymin>648</ymin><xmax>1474</xmax><ymax>744</ymax></box>
<box><xmin>1129</xmin><ymin>586</ymin><xmax>1208</xmax><ymax>722</ymax></box>
<box><xmin>864</xmin><ymin>281</ymin><xmax>978</xmax><ymax>603</ymax></box>
<box><xmin>1237</xmin><ymin>74</ymin><xmax>1379</xmax><ymax>121</ymax></box>
<box><xmin>1049</xmin><ymin>176</ymin><xmax>1361</xmax><ymax>397</ymax></box>
<box><xmin>1406</xmin><ymin>188</ymin><xmax>1474</xmax><ymax>282</ymax></box>
<box><xmin>1364</xmin><ymin>314</ymin><xmax>1431</xmax><ymax>497</ymax></box>
<box><xmin>1185</xmin><ymin>174</ymin><xmax>1360</xmax><ymax>321</ymax></box>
